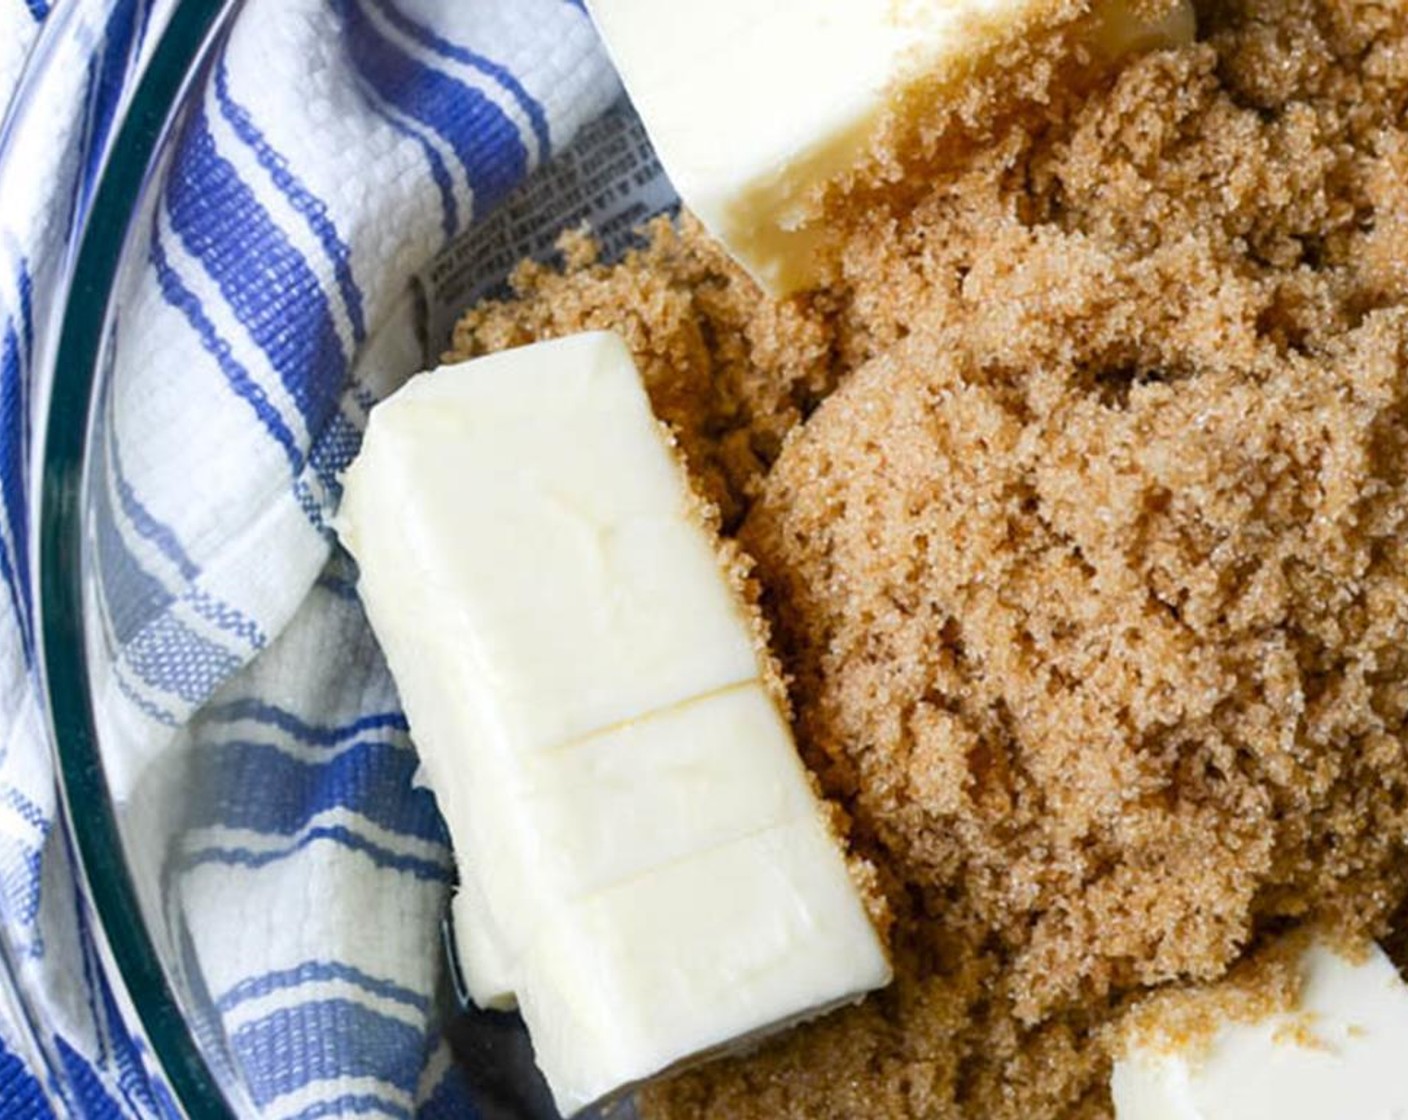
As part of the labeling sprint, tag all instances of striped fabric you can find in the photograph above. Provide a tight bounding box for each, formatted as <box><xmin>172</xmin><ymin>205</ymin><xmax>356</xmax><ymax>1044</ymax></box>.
<box><xmin>0</xmin><ymin>0</ymin><xmax>624</xmax><ymax>1115</ymax></box>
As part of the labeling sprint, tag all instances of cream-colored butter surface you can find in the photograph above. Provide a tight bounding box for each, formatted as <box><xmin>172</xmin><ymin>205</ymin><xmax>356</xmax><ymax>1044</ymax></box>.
<box><xmin>517</xmin><ymin>816</ymin><xmax>893</xmax><ymax>1116</ymax></box>
<box><xmin>1113</xmin><ymin>940</ymin><xmax>1408</xmax><ymax>1120</ymax></box>
<box><xmin>338</xmin><ymin>332</ymin><xmax>891</xmax><ymax>1116</ymax></box>
<box><xmin>338</xmin><ymin>331</ymin><xmax>759</xmax><ymax>759</ymax></box>
<box><xmin>467</xmin><ymin>683</ymin><xmax>823</xmax><ymax>959</ymax></box>
<box><xmin>585</xmin><ymin>0</ymin><xmax>1195</xmax><ymax>296</ymax></box>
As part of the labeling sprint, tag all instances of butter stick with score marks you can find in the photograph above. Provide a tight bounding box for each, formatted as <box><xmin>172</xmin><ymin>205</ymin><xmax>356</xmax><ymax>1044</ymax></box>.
<box><xmin>337</xmin><ymin>331</ymin><xmax>891</xmax><ymax>1116</ymax></box>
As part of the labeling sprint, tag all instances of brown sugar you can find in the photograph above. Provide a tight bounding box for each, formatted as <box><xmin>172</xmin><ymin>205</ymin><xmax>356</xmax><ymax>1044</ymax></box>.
<box><xmin>449</xmin><ymin>0</ymin><xmax>1408</xmax><ymax>1115</ymax></box>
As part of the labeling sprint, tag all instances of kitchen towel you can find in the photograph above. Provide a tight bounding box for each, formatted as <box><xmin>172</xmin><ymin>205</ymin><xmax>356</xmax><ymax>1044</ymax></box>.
<box><xmin>0</xmin><ymin>0</ymin><xmax>628</xmax><ymax>1115</ymax></box>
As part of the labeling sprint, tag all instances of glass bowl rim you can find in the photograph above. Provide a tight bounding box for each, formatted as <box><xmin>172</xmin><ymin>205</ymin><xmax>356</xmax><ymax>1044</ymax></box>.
<box><xmin>38</xmin><ymin>1</ymin><xmax>241</xmax><ymax>1115</ymax></box>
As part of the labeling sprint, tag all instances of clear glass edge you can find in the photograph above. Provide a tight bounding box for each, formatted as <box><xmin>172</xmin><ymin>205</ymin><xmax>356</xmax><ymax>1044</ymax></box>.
<box><xmin>35</xmin><ymin>1</ymin><xmax>242</xmax><ymax>1116</ymax></box>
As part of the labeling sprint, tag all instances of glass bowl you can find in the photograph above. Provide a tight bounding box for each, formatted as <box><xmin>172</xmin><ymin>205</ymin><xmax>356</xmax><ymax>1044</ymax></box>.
<box><xmin>30</xmin><ymin>1</ymin><xmax>664</xmax><ymax>1114</ymax></box>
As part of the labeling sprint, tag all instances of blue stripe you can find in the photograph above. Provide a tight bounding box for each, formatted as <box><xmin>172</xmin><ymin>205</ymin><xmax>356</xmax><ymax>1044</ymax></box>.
<box><xmin>77</xmin><ymin>883</ymin><xmax>165</xmax><ymax>1119</ymax></box>
<box><xmin>150</xmin><ymin>233</ymin><xmax>304</xmax><ymax>472</ymax></box>
<box><xmin>0</xmin><ymin>1036</ymin><xmax>53</xmax><ymax>1120</ymax></box>
<box><xmin>187</xmin><ymin>738</ymin><xmax>445</xmax><ymax>843</ymax></box>
<box><xmin>416</xmin><ymin>1062</ymin><xmax>476</xmax><ymax>1120</ymax></box>
<box><xmin>94</xmin><ymin>448</ymin><xmax>174</xmax><ymax>645</ymax></box>
<box><xmin>182</xmin><ymin>586</ymin><xmax>268</xmax><ymax>648</ymax></box>
<box><xmin>0</xmin><ymin>325</ymin><xmax>32</xmax><ymax>664</ymax></box>
<box><xmin>79</xmin><ymin>0</ymin><xmax>142</xmax><ymax>209</ymax></box>
<box><xmin>111</xmin><ymin>442</ymin><xmax>198</xmax><ymax>580</ymax></box>
<box><xmin>288</xmin><ymin>1094</ymin><xmax>410</xmax><ymax>1120</ymax></box>
<box><xmin>134</xmin><ymin>0</ymin><xmax>157</xmax><ymax>55</ymax></box>
<box><xmin>0</xmin><ymin>788</ymin><xmax>46</xmax><ymax>832</ymax></box>
<box><xmin>75</xmin><ymin>60</ymin><xmax>100</xmax><ymax>228</ymax></box>
<box><xmin>97</xmin><ymin>951</ymin><xmax>160</xmax><ymax>1118</ymax></box>
<box><xmin>308</xmin><ymin>409</ymin><xmax>362</xmax><ymax>501</ymax></box>
<box><xmin>216</xmin><ymin>961</ymin><xmax>429</xmax><ymax>1015</ymax></box>
<box><xmin>113</xmin><ymin>668</ymin><xmax>180</xmax><ymax>728</ymax></box>
<box><xmin>0</xmin><ymin>539</ymin><xmax>29</xmax><ymax>666</ymax></box>
<box><xmin>109</xmin><ymin>427</ymin><xmax>269</xmax><ymax>646</ymax></box>
<box><xmin>364</xmin><ymin>0</ymin><xmax>551</xmax><ymax>159</ymax></box>
<box><xmin>165</xmin><ymin>108</ymin><xmax>347</xmax><ymax>438</ymax></box>
<box><xmin>0</xmin><ymin>281</ymin><xmax>32</xmax><ymax>631</ymax></box>
<box><xmin>294</xmin><ymin>473</ymin><xmax>333</xmax><ymax>536</ymax></box>
<box><xmin>204</xmin><ymin>699</ymin><xmax>409</xmax><ymax>745</ymax></box>
<box><xmin>338</xmin><ymin>0</ymin><xmax>528</xmax><ymax>218</ymax></box>
<box><xmin>124</xmin><ymin>615</ymin><xmax>243</xmax><ymax>705</ymax></box>
<box><xmin>16</xmin><ymin>264</ymin><xmax>33</xmax><ymax>469</ymax></box>
<box><xmin>179</xmin><ymin>826</ymin><xmax>450</xmax><ymax>883</ymax></box>
<box><xmin>0</xmin><ymin>838</ymin><xmax>44</xmax><ymax>951</ymax></box>
<box><xmin>54</xmin><ymin>1037</ymin><xmax>121</xmax><ymax>1120</ymax></box>
<box><xmin>23</xmin><ymin>1</ymin><xmax>50</xmax><ymax>21</ymax></box>
<box><xmin>213</xmin><ymin>57</ymin><xmax>368</xmax><ymax>343</ymax></box>
<box><xmin>230</xmin><ymin>1000</ymin><xmax>423</xmax><ymax>1106</ymax></box>
<box><xmin>150</xmin><ymin>1077</ymin><xmax>181</xmax><ymax>1120</ymax></box>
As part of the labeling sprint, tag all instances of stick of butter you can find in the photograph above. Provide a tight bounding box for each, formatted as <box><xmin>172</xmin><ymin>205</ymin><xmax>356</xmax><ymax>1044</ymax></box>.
<box><xmin>584</xmin><ymin>0</ymin><xmax>1195</xmax><ymax>297</ymax></box>
<box><xmin>338</xmin><ymin>331</ymin><xmax>891</xmax><ymax>1116</ymax></box>
<box><xmin>1112</xmin><ymin>939</ymin><xmax>1408</xmax><ymax>1119</ymax></box>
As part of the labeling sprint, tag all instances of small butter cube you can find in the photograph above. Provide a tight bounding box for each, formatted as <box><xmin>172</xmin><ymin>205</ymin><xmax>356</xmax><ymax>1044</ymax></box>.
<box><xmin>338</xmin><ymin>331</ymin><xmax>760</xmax><ymax>758</ymax></box>
<box><xmin>585</xmin><ymin>0</ymin><xmax>1195</xmax><ymax>296</ymax></box>
<box><xmin>1113</xmin><ymin>940</ymin><xmax>1408</xmax><ymax>1120</ymax></box>
<box><xmin>516</xmin><ymin>816</ymin><xmax>892</xmax><ymax>1116</ymax></box>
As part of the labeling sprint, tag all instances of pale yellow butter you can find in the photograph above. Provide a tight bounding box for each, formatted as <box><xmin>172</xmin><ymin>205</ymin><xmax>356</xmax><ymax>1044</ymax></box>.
<box><xmin>338</xmin><ymin>332</ymin><xmax>890</xmax><ymax>1115</ymax></box>
<box><xmin>1113</xmin><ymin>941</ymin><xmax>1408</xmax><ymax>1119</ymax></box>
<box><xmin>585</xmin><ymin>0</ymin><xmax>1195</xmax><ymax>296</ymax></box>
<box><xmin>518</xmin><ymin>815</ymin><xmax>892</xmax><ymax>1116</ymax></box>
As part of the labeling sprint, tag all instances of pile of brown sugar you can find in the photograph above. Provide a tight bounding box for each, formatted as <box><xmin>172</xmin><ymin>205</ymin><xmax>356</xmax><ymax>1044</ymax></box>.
<box><xmin>449</xmin><ymin>0</ymin><xmax>1408</xmax><ymax>1115</ymax></box>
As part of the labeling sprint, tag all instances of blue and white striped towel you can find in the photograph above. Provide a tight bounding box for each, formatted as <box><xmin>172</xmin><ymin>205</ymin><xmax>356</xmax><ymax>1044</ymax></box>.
<box><xmin>0</xmin><ymin>0</ymin><xmax>629</xmax><ymax>1114</ymax></box>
